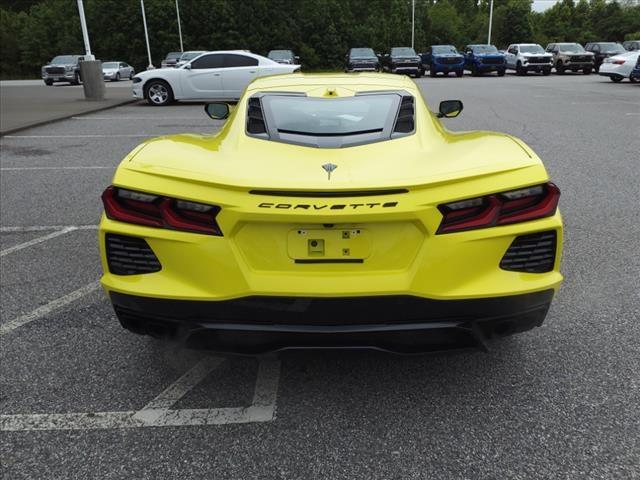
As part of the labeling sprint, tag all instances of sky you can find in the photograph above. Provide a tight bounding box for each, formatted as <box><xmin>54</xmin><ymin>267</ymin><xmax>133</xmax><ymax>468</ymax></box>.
<box><xmin>532</xmin><ymin>0</ymin><xmax>560</xmax><ymax>12</ymax></box>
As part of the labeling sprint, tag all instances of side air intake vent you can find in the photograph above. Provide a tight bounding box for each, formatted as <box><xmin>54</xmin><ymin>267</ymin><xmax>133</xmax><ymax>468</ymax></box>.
<box><xmin>393</xmin><ymin>96</ymin><xmax>415</xmax><ymax>134</ymax></box>
<box><xmin>500</xmin><ymin>231</ymin><xmax>557</xmax><ymax>273</ymax></box>
<box><xmin>247</xmin><ymin>97</ymin><xmax>267</xmax><ymax>135</ymax></box>
<box><xmin>106</xmin><ymin>234</ymin><xmax>161</xmax><ymax>276</ymax></box>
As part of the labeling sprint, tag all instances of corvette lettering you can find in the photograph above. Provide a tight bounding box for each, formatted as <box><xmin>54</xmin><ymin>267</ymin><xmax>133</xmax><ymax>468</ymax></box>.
<box><xmin>258</xmin><ymin>202</ymin><xmax>398</xmax><ymax>210</ymax></box>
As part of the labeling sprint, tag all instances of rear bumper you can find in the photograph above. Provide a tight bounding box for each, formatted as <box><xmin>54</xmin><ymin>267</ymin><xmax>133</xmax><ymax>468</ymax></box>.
<box><xmin>110</xmin><ymin>289</ymin><xmax>555</xmax><ymax>354</ymax></box>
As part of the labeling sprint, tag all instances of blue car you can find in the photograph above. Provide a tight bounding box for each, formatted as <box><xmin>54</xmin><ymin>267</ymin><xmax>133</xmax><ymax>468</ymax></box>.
<box><xmin>420</xmin><ymin>45</ymin><xmax>465</xmax><ymax>77</ymax></box>
<box><xmin>464</xmin><ymin>44</ymin><xmax>507</xmax><ymax>76</ymax></box>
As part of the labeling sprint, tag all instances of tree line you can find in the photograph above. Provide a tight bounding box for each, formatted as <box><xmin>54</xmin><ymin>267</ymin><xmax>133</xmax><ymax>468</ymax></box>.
<box><xmin>1</xmin><ymin>0</ymin><xmax>638</xmax><ymax>79</ymax></box>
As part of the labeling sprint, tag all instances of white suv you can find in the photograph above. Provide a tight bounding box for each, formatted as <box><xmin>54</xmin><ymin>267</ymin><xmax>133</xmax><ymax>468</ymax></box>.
<box><xmin>505</xmin><ymin>44</ymin><xmax>553</xmax><ymax>75</ymax></box>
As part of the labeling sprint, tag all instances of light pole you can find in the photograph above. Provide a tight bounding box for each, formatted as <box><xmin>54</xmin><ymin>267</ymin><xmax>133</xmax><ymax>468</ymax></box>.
<box><xmin>411</xmin><ymin>0</ymin><xmax>415</xmax><ymax>49</ymax></box>
<box><xmin>176</xmin><ymin>0</ymin><xmax>184</xmax><ymax>52</ymax></box>
<box><xmin>141</xmin><ymin>0</ymin><xmax>154</xmax><ymax>69</ymax></box>
<box><xmin>488</xmin><ymin>0</ymin><xmax>494</xmax><ymax>45</ymax></box>
<box><xmin>76</xmin><ymin>0</ymin><xmax>94</xmax><ymax>60</ymax></box>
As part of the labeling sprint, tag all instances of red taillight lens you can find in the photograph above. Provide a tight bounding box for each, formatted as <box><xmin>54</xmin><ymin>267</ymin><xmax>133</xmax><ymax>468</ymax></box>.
<box><xmin>612</xmin><ymin>60</ymin><xmax>626</xmax><ymax>65</ymax></box>
<box><xmin>437</xmin><ymin>183</ymin><xmax>560</xmax><ymax>234</ymax></box>
<box><xmin>102</xmin><ymin>186</ymin><xmax>222</xmax><ymax>236</ymax></box>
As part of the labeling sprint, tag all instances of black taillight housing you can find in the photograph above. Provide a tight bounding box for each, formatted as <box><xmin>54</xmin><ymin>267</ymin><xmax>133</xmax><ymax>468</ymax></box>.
<box><xmin>101</xmin><ymin>186</ymin><xmax>222</xmax><ymax>236</ymax></box>
<box><xmin>437</xmin><ymin>183</ymin><xmax>560</xmax><ymax>234</ymax></box>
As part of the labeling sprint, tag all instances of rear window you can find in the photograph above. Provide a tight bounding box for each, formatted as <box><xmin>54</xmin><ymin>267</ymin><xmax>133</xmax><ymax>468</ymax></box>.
<box><xmin>248</xmin><ymin>93</ymin><xmax>413</xmax><ymax>148</ymax></box>
<box><xmin>225</xmin><ymin>54</ymin><xmax>258</xmax><ymax>67</ymax></box>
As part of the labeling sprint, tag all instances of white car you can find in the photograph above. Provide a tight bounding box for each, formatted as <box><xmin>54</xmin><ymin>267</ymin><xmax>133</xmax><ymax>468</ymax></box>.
<box><xmin>504</xmin><ymin>44</ymin><xmax>553</xmax><ymax>75</ymax></box>
<box><xmin>599</xmin><ymin>51</ymin><xmax>640</xmax><ymax>83</ymax></box>
<box><xmin>102</xmin><ymin>61</ymin><xmax>135</xmax><ymax>81</ymax></box>
<box><xmin>132</xmin><ymin>51</ymin><xmax>300</xmax><ymax>106</ymax></box>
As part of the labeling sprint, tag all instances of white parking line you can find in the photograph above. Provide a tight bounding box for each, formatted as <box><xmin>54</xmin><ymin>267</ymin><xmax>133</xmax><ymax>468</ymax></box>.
<box><xmin>0</xmin><ymin>227</ymin><xmax>77</xmax><ymax>257</ymax></box>
<box><xmin>1</xmin><ymin>166</ymin><xmax>112</xmax><ymax>171</ymax></box>
<box><xmin>0</xmin><ymin>358</ymin><xmax>281</xmax><ymax>431</ymax></box>
<box><xmin>0</xmin><ymin>281</ymin><xmax>101</xmax><ymax>337</ymax></box>
<box><xmin>0</xmin><ymin>225</ymin><xmax>98</xmax><ymax>232</ymax></box>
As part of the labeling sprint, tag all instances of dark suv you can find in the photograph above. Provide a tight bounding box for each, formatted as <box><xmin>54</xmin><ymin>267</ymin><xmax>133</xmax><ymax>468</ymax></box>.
<box><xmin>584</xmin><ymin>42</ymin><xmax>626</xmax><ymax>72</ymax></box>
<box><xmin>41</xmin><ymin>55</ymin><xmax>85</xmax><ymax>85</ymax></box>
<box><xmin>382</xmin><ymin>47</ymin><xmax>422</xmax><ymax>77</ymax></box>
<box><xmin>344</xmin><ymin>48</ymin><xmax>380</xmax><ymax>72</ymax></box>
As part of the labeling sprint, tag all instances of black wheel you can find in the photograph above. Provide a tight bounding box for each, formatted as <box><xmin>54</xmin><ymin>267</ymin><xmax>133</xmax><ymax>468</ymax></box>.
<box><xmin>516</xmin><ymin>62</ymin><xmax>525</xmax><ymax>76</ymax></box>
<box><xmin>71</xmin><ymin>72</ymin><xmax>81</xmax><ymax>85</ymax></box>
<box><xmin>114</xmin><ymin>73</ymin><xmax>120</xmax><ymax>82</ymax></box>
<box><xmin>145</xmin><ymin>80</ymin><xmax>174</xmax><ymax>106</ymax></box>
<box><xmin>583</xmin><ymin>67</ymin><xmax>592</xmax><ymax>75</ymax></box>
<box><xmin>129</xmin><ymin>71</ymin><xmax>134</xmax><ymax>80</ymax></box>
<box><xmin>455</xmin><ymin>70</ymin><xmax>463</xmax><ymax>77</ymax></box>
<box><xmin>413</xmin><ymin>70</ymin><xmax>422</xmax><ymax>78</ymax></box>
<box><xmin>429</xmin><ymin>68</ymin><xmax>436</xmax><ymax>77</ymax></box>
<box><xmin>594</xmin><ymin>65</ymin><xmax>600</xmax><ymax>73</ymax></box>
<box><xmin>497</xmin><ymin>69</ymin><xmax>505</xmax><ymax>77</ymax></box>
<box><xmin>610</xmin><ymin>76</ymin><xmax>623</xmax><ymax>83</ymax></box>
<box><xmin>542</xmin><ymin>67</ymin><xmax>551</xmax><ymax>76</ymax></box>
<box><xmin>471</xmin><ymin>66</ymin><xmax>478</xmax><ymax>76</ymax></box>
<box><xmin>44</xmin><ymin>79</ymin><xmax>53</xmax><ymax>86</ymax></box>
<box><xmin>556</xmin><ymin>61</ymin><xmax>565</xmax><ymax>74</ymax></box>
<box><xmin>630</xmin><ymin>76</ymin><xmax>638</xmax><ymax>83</ymax></box>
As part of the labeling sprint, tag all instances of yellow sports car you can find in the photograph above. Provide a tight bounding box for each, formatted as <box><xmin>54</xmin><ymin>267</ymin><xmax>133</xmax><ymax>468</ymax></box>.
<box><xmin>99</xmin><ymin>73</ymin><xmax>562</xmax><ymax>354</ymax></box>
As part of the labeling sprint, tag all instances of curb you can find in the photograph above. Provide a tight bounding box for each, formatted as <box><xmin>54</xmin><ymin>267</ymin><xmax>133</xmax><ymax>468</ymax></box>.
<box><xmin>0</xmin><ymin>98</ymin><xmax>138</xmax><ymax>137</ymax></box>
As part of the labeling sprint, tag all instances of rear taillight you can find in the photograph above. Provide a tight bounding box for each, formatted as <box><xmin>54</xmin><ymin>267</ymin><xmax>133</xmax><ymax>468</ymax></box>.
<box><xmin>612</xmin><ymin>59</ymin><xmax>626</xmax><ymax>65</ymax></box>
<box><xmin>437</xmin><ymin>183</ymin><xmax>560</xmax><ymax>234</ymax></box>
<box><xmin>101</xmin><ymin>186</ymin><xmax>222</xmax><ymax>235</ymax></box>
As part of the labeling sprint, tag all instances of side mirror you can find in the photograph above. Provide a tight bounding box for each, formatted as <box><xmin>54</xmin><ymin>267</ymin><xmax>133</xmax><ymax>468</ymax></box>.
<box><xmin>437</xmin><ymin>100</ymin><xmax>463</xmax><ymax>118</ymax></box>
<box><xmin>204</xmin><ymin>102</ymin><xmax>230</xmax><ymax>120</ymax></box>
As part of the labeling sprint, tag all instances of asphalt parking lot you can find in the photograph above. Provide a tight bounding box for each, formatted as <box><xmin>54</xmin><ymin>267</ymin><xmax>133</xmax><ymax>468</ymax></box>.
<box><xmin>1</xmin><ymin>74</ymin><xmax>639</xmax><ymax>479</ymax></box>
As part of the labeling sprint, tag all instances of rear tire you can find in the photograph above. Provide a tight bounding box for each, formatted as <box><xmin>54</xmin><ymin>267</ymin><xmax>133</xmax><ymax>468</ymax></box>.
<box><xmin>114</xmin><ymin>73</ymin><xmax>120</xmax><ymax>82</ymax></box>
<box><xmin>497</xmin><ymin>69</ymin><xmax>505</xmax><ymax>77</ymax></box>
<box><xmin>429</xmin><ymin>68</ymin><xmax>436</xmax><ymax>77</ymax></box>
<box><xmin>610</xmin><ymin>76</ymin><xmax>623</xmax><ymax>83</ymax></box>
<box><xmin>542</xmin><ymin>67</ymin><xmax>551</xmax><ymax>76</ymax></box>
<box><xmin>455</xmin><ymin>70</ymin><xmax>463</xmax><ymax>77</ymax></box>
<box><xmin>516</xmin><ymin>62</ymin><xmax>525</xmax><ymax>76</ymax></box>
<box><xmin>71</xmin><ymin>73</ymin><xmax>81</xmax><ymax>85</ymax></box>
<box><xmin>556</xmin><ymin>61</ymin><xmax>565</xmax><ymax>74</ymax></box>
<box><xmin>145</xmin><ymin>80</ymin><xmax>174</xmax><ymax>106</ymax></box>
<box><xmin>44</xmin><ymin>79</ymin><xmax>53</xmax><ymax>86</ymax></box>
<box><xmin>129</xmin><ymin>71</ymin><xmax>134</xmax><ymax>80</ymax></box>
<box><xmin>471</xmin><ymin>66</ymin><xmax>478</xmax><ymax>76</ymax></box>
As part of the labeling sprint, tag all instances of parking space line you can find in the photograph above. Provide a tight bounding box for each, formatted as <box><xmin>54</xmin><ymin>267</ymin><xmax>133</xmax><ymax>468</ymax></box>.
<box><xmin>0</xmin><ymin>281</ymin><xmax>101</xmax><ymax>337</ymax></box>
<box><xmin>0</xmin><ymin>226</ymin><xmax>77</xmax><ymax>257</ymax></box>
<box><xmin>133</xmin><ymin>356</ymin><xmax>225</xmax><ymax>424</ymax></box>
<box><xmin>0</xmin><ymin>358</ymin><xmax>282</xmax><ymax>431</ymax></box>
<box><xmin>0</xmin><ymin>225</ymin><xmax>97</xmax><ymax>232</ymax></box>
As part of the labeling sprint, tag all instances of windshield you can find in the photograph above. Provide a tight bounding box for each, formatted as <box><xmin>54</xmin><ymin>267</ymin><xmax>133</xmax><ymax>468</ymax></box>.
<box><xmin>600</xmin><ymin>43</ymin><xmax>625</xmax><ymax>53</ymax></box>
<box><xmin>51</xmin><ymin>55</ymin><xmax>76</xmax><ymax>64</ymax></box>
<box><xmin>350</xmin><ymin>48</ymin><xmax>376</xmax><ymax>58</ymax></box>
<box><xmin>558</xmin><ymin>44</ymin><xmax>585</xmax><ymax>53</ymax></box>
<box><xmin>264</xmin><ymin>95</ymin><xmax>397</xmax><ymax>136</ymax></box>
<box><xmin>180</xmin><ymin>51</ymin><xmax>203</xmax><ymax>61</ymax></box>
<box><xmin>269</xmin><ymin>50</ymin><xmax>292</xmax><ymax>60</ymax></box>
<box><xmin>471</xmin><ymin>45</ymin><xmax>498</xmax><ymax>54</ymax></box>
<box><xmin>432</xmin><ymin>46</ymin><xmax>458</xmax><ymax>54</ymax></box>
<box><xmin>520</xmin><ymin>45</ymin><xmax>545</xmax><ymax>54</ymax></box>
<box><xmin>102</xmin><ymin>62</ymin><xmax>119</xmax><ymax>68</ymax></box>
<box><xmin>391</xmin><ymin>47</ymin><xmax>417</xmax><ymax>56</ymax></box>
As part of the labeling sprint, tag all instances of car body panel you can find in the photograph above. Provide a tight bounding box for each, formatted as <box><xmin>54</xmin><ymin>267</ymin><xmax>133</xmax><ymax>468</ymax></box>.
<box><xmin>102</xmin><ymin>61</ymin><xmax>134</xmax><ymax>81</ymax></box>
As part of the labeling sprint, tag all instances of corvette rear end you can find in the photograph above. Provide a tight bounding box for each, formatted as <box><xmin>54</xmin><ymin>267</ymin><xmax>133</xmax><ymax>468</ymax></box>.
<box><xmin>99</xmin><ymin>73</ymin><xmax>562</xmax><ymax>354</ymax></box>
